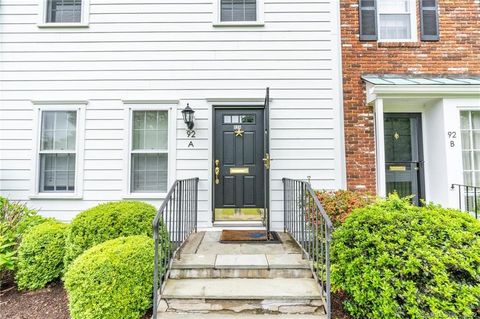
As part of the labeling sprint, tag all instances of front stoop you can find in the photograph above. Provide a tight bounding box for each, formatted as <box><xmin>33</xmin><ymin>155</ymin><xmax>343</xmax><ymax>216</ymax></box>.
<box><xmin>157</xmin><ymin>232</ymin><xmax>326</xmax><ymax>316</ymax></box>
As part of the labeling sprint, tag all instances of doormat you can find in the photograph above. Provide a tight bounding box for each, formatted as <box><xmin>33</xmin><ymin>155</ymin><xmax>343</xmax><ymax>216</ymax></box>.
<box><xmin>220</xmin><ymin>230</ymin><xmax>280</xmax><ymax>243</ymax></box>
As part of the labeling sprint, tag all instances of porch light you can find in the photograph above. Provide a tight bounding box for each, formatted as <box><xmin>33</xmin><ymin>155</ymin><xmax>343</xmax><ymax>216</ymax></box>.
<box><xmin>181</xmin><ymin>103</ymin><xmax>195</xmax><ymax>130</ymax></box>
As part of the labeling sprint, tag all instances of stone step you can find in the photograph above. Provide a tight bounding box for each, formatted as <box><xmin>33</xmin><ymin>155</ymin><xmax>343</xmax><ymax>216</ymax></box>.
<box><xmin>155</xmin><ymin>313</ymin><xmax>327</xmax><ymax>319</ymax></box>
<box><xmin>162</xmin><ymin>278</ymin><xmax>322</xmax><ymax>300</ymax></box>
<box><xmin>159</xmin><ymin>277</ymin><xmax>325</xmax><ymax>315</ymax></box>
<box><xmin>170</xmin><ymin>254</ymin><xmax>312</xmax><ymax>279</ymax></box>
<box><xmin>160</xmin><ymin>278</ymin><xmax>324</xmax><ymax>314</ymax></box>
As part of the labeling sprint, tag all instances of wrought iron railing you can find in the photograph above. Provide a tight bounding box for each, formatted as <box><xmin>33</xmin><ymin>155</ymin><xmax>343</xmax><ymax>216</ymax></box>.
<box><xmin>451</xmin><ymin>184</ymin><xmax>480</xmax><ymax>219</ymax></box>
<box><xmin>282</xmin><ymin>178</ymin><xmax>333</xmax><ymax>319</ymax></box>
<box><xmin>152</xmin><ymin>178</ymin><xmax>199</xmax><ymax>318</ymax></box>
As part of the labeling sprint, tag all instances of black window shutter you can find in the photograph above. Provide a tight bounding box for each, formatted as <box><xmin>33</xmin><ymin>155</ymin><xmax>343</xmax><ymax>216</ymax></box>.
<box><xmin>421</xmin><ymin>0</ymin><xmax>439</xmax><ymax>41</ymax></box>
<box><xmin>359</xmin><ymin>0</ymin><xmax>377</xmax><ymax>41</ymax></box>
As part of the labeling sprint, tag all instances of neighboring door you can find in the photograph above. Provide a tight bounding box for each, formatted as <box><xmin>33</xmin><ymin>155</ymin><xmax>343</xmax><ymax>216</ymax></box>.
<box><xmin>384</xmin><ymin>113</ymin><xmax>425</xmax><ymax>205</ymax></box>
<box><xmin>214</xmin><ymin>109</ymin><xmax>265</xmax><ymax>220</ymax></box>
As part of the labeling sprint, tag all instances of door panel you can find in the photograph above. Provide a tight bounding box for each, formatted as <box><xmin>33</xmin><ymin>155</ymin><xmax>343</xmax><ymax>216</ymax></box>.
<box><xmin>384</xmin><ymin>113</ymin><xmax>424</xmax><ymax>205</ymax></box>
<box><xmin>214</xmin><ymin>108</ymin><xmax>265</xmax><ymax>221</ymax></box>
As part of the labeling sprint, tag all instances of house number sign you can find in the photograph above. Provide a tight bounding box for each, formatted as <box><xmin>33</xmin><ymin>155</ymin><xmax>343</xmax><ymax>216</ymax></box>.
<box><xmin>187</xmin><ymin>129</ymin><xmax>196</xmax><ymax>148</ymax></box>
<box><xmin>447</xmin><ymin>131</ymin><xmax>457</xmax><ymax>148</ymax></box>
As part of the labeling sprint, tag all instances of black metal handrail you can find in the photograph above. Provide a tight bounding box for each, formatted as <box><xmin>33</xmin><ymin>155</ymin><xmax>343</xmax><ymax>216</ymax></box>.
<box><xmin>451</xmin><ymin>184</ymin><xmax>480</xmax><ymax>219</ymax></box>
<box><xmin>152</xmin><ymin>178</ymin><xmax>199</xmax><ymax>318</ymax></box>
<box><xmin>283</xmin><ymin>178</ymin><xmax>333</xmax><ymax>319</ymax></box>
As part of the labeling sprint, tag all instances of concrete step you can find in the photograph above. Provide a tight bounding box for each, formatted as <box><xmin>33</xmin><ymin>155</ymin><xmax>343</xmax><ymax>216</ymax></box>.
<box><xmin>170</xmin><ymin>254</ymin><xmax>312</xmax><ymax>279</ymax></box>
<box><xmin>155</xmin><ymin>313</ymin><xmax>327</xmax><ymax>319</ymax></box>
<box><xmin>154</xmin><ymin>313</ymin><xmax>327</xmax><ymax>319</ymax></box>
<box><xmin>162</xmin><ymin>278</ymin><xmax>322</xmax><ymax>300</ymax></box>
<box><xmin>160</xmin><ymin>278</ymin><xmax>324</xmax><ymax>314</ymax></box>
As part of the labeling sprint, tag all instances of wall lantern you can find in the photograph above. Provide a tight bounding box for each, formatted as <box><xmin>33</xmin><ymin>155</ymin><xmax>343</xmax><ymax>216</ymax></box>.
<box><xmin>181</xmin><ymin>103</ymin><xmax>195</xmax><ymax>131</ymax></box>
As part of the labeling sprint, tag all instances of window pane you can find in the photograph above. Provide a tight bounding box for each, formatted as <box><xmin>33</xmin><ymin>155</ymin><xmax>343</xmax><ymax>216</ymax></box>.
<box><xmin>132</xmin><ymin>111</ymin><xmax>168</xmax><ymax>150</ymax></box>
<box><xmin>474</xmin><ymin>151</ymin><xmax>480</xmax><ymax>171</ymax></box>
<box><xmin>40</xmin><ymin>154</ymin><xmax>75</xmax><ymax>192</ymax></box>
<box><xmin>378</xmin><ymin>0</ymin><xmax>410</xmax><ymax>13</ymax></box>
<box><xmin>462</xmin><ymin>131</ymin><xmax>471</xmax><ymax>150</ymax></box>
<box><xmin>47</xmin><ymin>0</ymin><xmax>82</xmax><ymax>23</ymax></box>
<box><xmin>41</xmin><ymin>111</ymin><xmax>76</xmax><ymax>151</ymax></box>
<box><xmin>379</xmin><ymin>14</ymin><xmax>411</xmax><ymax>40</ymax></box>
<box><xmin>473</xmin><ymin>131</ymin><xmax>480</xmax><ymax>149</ymax></box>
<box><xmin>145</xmin><ymin>111</ymin><xmax>157</xmax><ymax>129</ymax></box>
<box><xmin>131</xmin><ymin>153</ymin><xmax>168</xmax><ymax>193</ymax></box>
<box><xmin>144</xmin><ymin>130</ymin><xmax>158</xmax><ymax>149</ymax></box>
<box><xmin>471</xmin><ymin>111</ymin><xmax>480</xmax><ymax>129</ymax></box>
<box><xmin>460</xmin><ymin>111</ymin><xmax>470</xmax><ymax>129</ymax></box>
<box><xmin>463</xmin><ymin>151</ymin><xmax>472</xmax><ymax>170</ymax></box>
<box><xmin>464</xmin><ymin>172</ymin><xmax>473</xmax><ymax>186</ymax></box>
<box><xmin>54</xmin><ymin>129</ymin><xmax>68</xmax><ymax>150</ymax></box>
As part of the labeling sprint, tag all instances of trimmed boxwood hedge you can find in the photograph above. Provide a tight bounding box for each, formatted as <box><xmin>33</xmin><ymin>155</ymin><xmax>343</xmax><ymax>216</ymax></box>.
<box><xmin>64</xmin><ymin>201</ymin><xmax>157</xmax><ymax>267</ymax></box>
<box><xmin>15</xmin><ymin>221</ymin><xmax>68</xmax><ymax>290</ymax></box>
<box><xmin>64</xmin><ymin>235</ymin><xmax>154</xmax><ymax>319</ymax></box>
<box><xmin>331</xmin><ymin>195</ymin><xmax>480</xmax><ymax>319</ymax></box>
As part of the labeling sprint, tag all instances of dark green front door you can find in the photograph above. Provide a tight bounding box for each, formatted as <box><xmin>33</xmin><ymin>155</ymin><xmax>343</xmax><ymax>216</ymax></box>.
<box><xmin>214</xmin><ymin>109</ymin><xmax>265</xmax><ymax>219</ymax></box>
<box><xmin>384</xmin><ymin>113</ymin><xmax>425</xmax><ymax>205</ymax></box>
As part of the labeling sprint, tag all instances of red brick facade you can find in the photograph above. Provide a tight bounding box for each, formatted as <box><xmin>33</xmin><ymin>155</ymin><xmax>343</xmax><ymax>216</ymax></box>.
<box><xmin>341</xmin><ymin>0</ymin><xmax>480</xmax><ymax>192</ymax></box>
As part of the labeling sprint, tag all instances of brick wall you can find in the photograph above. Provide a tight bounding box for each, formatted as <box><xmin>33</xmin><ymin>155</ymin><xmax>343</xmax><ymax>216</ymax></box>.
<box><xmin>341</xmin><ymin>0</ymin><xmax>480</xmax><ymax>192</ymax></box>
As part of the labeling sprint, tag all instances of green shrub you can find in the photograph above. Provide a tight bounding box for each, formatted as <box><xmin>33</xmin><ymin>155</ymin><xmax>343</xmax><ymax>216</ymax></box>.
<box><xmin>314</xmin><ymin>189</ymin><xmax>374</xmax><ymax>227</ymax></box>
<box><xmin>331</xmin><ymin>194</ymin><xmax>480</xmax><ymax>319</ymax></box>
<box><xmin>64</xmin><ymin>201</ymin><xmax>157</xmax><ymax>267</ymax></box>
<box><xmin>0</xmin><ymin>197</ymin><xmax>50</xmax><ymax>273</ymax></box>
<box><xmin>64</xmin><ymin>236</ymin><xmax>154</xmax><ymax>319</ymax></box>
<box><xmin>15</xmin><ymin>221</ymin><xmax>68</xmax><ymax>290</ymax></box>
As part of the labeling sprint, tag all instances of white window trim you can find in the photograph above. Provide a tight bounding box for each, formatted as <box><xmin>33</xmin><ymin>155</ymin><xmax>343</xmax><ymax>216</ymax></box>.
<box><xmin>123</xmin><ymin>104</ymin><xmax>177</xmax><ymax>199</ymax></box>
<box><xmin>213</xmin><ymin>0</ymin><xmax>265</xmax><ymax>27</ymax></box>
<box><xmin>377</xmin><ymin>0</ymin><xmax>417</xmax><ymax>42</ymax></box>
<box><xmin>30</xmin><ymin>103</ymin><xmax>86</xmax><ymax>199</ymax></box>
<box><xmin>37</xmin><ymin>0</ymin><xmax>90</xmax><ymax>28</ymax></box>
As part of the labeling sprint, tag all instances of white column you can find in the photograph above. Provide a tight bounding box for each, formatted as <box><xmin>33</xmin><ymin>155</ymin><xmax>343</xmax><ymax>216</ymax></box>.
<box><xmin>374</xmin><ymin>98</ymin><xmax>386</xmax><ymax>197</ymax></box>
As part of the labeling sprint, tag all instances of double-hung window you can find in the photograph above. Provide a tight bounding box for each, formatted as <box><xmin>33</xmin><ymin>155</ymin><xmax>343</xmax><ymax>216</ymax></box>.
<box><xmin>221</xmin><ymin>0</ymin><xmax>257</xmax><ymax>22</ymax></box>
<box><xmin>377</xmin><ymin>0</ymin><xmax>414</xmax><ymax>41</ymax></box>
<box><xmin>359</xmin><ymin>0</ymin><xmax>438</xmax><ymax>42</ymax></box>
<box><xmin>40</xmin><ymin>0</ymin><xmax>89</xmax><ymax>26</ymax></box>
<box><xmin>461</xmin><ymin>111</ymin><xmax>480</xmax><ymax>186</ymax></box>
<box><xmin>39</xmin><ymin>111</ymin><xmax>77</xmax><ymax>192</ymax></box>
<box><xmin>47</xmin><ymin>0</ymin><xmax>82</xmax><ymax>23</ymax></box>
<box><xmin>130</xmin><ymin>111</ymin><xmax>169</xmax><ymax>193</ymax></box>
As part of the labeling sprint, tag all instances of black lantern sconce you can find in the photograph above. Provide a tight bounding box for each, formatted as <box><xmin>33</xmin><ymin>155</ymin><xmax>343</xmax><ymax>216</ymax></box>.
<box><xmin>181</xmin><ymin>103</ymin><xmax>195</xmax><ymax>131</ymax></box>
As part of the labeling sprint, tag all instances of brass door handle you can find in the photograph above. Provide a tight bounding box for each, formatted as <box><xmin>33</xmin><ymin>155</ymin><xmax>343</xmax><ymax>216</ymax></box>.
<box><xmin>263</xmin><ymin>153</ymin><xmax>271</xmax><ymax>170</ymax></box>
<box><xmin>215</xmin><ymin>159</ymin><xmax>220</xmax><ymax>185</ymax></box>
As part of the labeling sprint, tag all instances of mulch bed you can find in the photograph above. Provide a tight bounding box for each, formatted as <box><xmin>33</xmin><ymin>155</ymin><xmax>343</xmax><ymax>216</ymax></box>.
<box><xmin>1</xmin><ymin>273</ymin><xmax>69</xmax><ymax>319</ymax></box>
<box><xmin>1</xmin><ymin>271</ymin><xmax>349</xmax><ymax>319</ymax></box>
<box><xmin>332</xmin><ymin>290</ymin><xmax>353</xmax><ymax>319</ymax></box>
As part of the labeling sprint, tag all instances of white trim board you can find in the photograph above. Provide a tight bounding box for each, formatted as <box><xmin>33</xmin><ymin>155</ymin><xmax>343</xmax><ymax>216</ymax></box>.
<box><xmin>366</xmin><ymin>83</ymin><xmax>480</xmax><ymax>104</ymax></box>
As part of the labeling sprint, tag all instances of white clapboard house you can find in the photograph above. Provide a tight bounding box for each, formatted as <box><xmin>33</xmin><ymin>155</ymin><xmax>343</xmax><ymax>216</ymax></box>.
<box><xmin>0</xmin><ymin>0</ymin><xmax>345</xmax><ymax>230</ymax></box>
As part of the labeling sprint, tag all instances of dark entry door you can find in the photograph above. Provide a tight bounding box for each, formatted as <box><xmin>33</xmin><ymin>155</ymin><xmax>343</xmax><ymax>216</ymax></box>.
<box><xmin>384</xmin><ymin>113</ymin><xmax>424</xmax><ymax>205</ymax></box>
<box><xmin>214</xmin><ymin>109</ymin><xmax>265</xmax><ymax>212</ymax></box>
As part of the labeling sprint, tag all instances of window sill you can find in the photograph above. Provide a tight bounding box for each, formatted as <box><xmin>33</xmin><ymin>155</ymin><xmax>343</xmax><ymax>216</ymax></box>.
<box><xmin>213</xmin><ymin>21</ymin><xmax>264</xmax><ymax>27</ymax></box>
<box><xmin>123</xmin><ymin>193</ymin><xmax>167</xmax><ymax>200</ymax></box>
<box><xmin>378</xmin><ymin>41</ymin><xmax>421</xmax><ymax>48</ymax></box>
<box><xmin>37</xmin><ymin>23</ymin><xmax>89</xmax><ymax>28</ymax></box>
<box><xmin>29</xmin><ymin>194</ymin><xmax>83</xmax><ymax>200</ymax></box>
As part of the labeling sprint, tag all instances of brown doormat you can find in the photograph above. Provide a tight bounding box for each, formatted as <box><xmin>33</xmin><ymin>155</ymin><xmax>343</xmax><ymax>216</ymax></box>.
<box><xmin>220</xmin><ymin>230</ymin><xmax>280</xmax><ymax>242</ymax></box>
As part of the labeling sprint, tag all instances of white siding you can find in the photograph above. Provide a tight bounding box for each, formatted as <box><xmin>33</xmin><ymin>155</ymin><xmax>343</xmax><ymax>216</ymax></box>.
<box><xmin>0</xmin><ymin>0</ymin><xmax>345</xmax><ymax>229</ymax></box>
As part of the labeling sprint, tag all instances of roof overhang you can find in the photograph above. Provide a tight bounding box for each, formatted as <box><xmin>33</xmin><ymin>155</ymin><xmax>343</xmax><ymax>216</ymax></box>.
<box><xmin>362</xmin><ymin>75</ymin><xmax>480</xmax><ymax>105</ymax></box>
